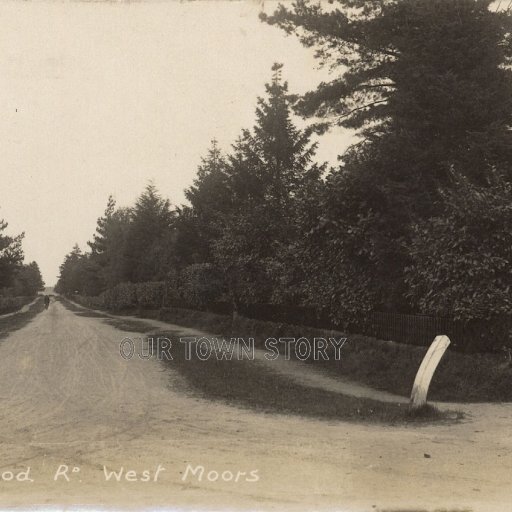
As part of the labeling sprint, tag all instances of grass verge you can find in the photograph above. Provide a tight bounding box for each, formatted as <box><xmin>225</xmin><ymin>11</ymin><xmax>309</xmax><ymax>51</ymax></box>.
<box><xmin>0</xmin><ymin>297</ymin><xmax>44</xmax><ymax>342</ymax></box>
<box><xmin>155</xmin><ymin>305</ymin><xmax>512</xmax><ymax>403</ymax></box>
<box><xmin>147</xmin><ymin>328</ymin><xmax>460</xmax><ymax>425</ymax></box>
<box><xmin>58</xmin><ymin>296</ymin><xmax>156</xmax><ymax>333</ymax></box>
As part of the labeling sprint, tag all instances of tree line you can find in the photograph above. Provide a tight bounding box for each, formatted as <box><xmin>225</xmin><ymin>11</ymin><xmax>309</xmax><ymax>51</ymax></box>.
<box><xmin>0</xmin><ymin>218</ymin><xmax>44</xmax><ymax>300</ymax></box>
<box><xmin>56</xmin><ymin>0</ymin><xmax>512</xmax><ymax>326</ymax></box>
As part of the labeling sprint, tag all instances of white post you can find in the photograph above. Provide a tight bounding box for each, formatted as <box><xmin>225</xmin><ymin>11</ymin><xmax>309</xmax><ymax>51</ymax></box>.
<box><xmin>410</xmin><ymin>335</ymin><xmax>450</xmax><ymax>409</ymax></box>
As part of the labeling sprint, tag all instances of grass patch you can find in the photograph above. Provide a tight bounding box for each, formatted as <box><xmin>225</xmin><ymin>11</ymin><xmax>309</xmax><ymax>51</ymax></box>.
<box><xmin>104</xmin><ymin>317</ymin><xmax>157</xmax><ymax>333</ymax></box>
<box><xmin>310</xmin><ymin>336</ymin><xmax>512</xmax><ymax>403</ymax></box>
<box><xmin>57</xmin><ymin>296</ymin><xmax>88</xmax><ymax>312</ymax></box>
<box><xmin>405</xmin><ymin>403</ymin><xmax>444</xmax><ymax>420</ymax></box>
<box><xmin>155</xmin><ymin>305</ymin><xmax>512</xmax><ymax>403</ymax></box>
<box><xmin>149</xmin><ymin>329</ymin><xmax>460</xmax><ymax>425</ymax></box>
<box><xmin>0</xmin><ymin>297</ymin><xmax>44</xmax><ymax>341</ymax></box>
<box><xmin>159</xmin><ymin>306</ymin><xmax>231</xmax><ymax>335</ymax></box>
<box><xmin>58</xmin><ymin>296</ymin><xmax>161</xmax><ymax>333</ymax></box>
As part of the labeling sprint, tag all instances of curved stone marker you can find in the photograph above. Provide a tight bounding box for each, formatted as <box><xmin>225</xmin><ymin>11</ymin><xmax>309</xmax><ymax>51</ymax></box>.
<box><xmin>410</xmin><ymin>335</ymin><xmax>451</xmax><ymax>409</ymax></box>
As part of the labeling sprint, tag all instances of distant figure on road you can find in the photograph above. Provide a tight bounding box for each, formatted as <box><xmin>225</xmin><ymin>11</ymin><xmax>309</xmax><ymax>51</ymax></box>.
<box><xmin>44</xmin><ymin>295</ymin><xmax>50</xmax><ymax>310</ymax></box>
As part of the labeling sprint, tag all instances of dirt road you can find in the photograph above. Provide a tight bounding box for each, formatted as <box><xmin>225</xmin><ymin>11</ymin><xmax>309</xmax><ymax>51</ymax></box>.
<box><xmin>0</xmin><ymin>301</ymin><xmax>510</xmax><ymax>511</ymax></box>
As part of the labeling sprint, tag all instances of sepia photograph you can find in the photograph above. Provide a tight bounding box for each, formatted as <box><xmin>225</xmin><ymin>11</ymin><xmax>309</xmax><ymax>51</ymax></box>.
<box><xmin>0</xmin><ymin>0</ymin><xmax>511</xmax><ymax>510</ymax></box>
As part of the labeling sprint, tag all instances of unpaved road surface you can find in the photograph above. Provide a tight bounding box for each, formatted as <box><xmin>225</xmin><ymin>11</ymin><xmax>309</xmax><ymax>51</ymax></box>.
<box><xmin>0</xmin><ymin>301</ymin><xmax>511</xmax><ymax>511</ymax></box>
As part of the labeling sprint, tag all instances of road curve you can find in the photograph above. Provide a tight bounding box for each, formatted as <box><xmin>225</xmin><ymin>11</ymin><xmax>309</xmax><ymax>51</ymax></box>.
<box><xmin>0</xmin><ymin>300</ymin><xmax>510</xmax><ymax>511</ymax></box>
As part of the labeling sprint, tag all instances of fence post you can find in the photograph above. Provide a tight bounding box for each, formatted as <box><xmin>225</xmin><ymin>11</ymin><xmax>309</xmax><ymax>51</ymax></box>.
<box><xmin>410</xmin><ymin>335</ymin><xmax>450</xmax><ymax>409</ymax></box>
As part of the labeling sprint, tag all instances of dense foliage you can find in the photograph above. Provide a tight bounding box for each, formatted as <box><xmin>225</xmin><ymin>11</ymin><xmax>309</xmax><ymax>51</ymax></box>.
<box><xmin>0</xmin><ymin>219</ymin><xmax>24</xmax><ymax>290</ymax></box>
<box><xmin>259</xmin><ymin>0</ymin><xmax>512</xmax><ymax>322</ymax></box>
<box><xmin>57</xmin><ymin>1</ymin><xmax>512</xmax><ymax>337</ymax></box>
<box><xmin>405</xmin><ymin>171</ymin><xmax>512</xmax><ymax>321</ymax></box>
<box><xmin>0</xmin><ymin>217</ymin><xmax>44</xmax><ymax>301</ymax></box>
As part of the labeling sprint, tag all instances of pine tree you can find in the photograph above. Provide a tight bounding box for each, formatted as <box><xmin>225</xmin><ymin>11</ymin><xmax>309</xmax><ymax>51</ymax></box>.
<box><xmin>14</xmin><ymin>262</ymin><xmax>45</xmax><ymax>296</ymax></box>
<box><xmin>0</xmin><ymin>218</ymin><xmax>24</xmax><ymax>289</ymax></box>
<box><xmin>211</xmin><ymin>65</ymin><xmax>324</xmax><ymax>307</ymax></box>
<box><xmin>176</xmin><ymin>140</ymin><xmax>232</xmax><ymax>266</ymax></box>
<box><xmin>88</xmin><ymin>195</ymin><xmax>116</xmax><ymax>261</ymax></box>
<box><xmin>87</xmin><ymin>196</ymin><xmax>131</xmax><ymax>291</ymax></box>
<box><xmin>262</xmin><ymin>0</ymin><xmax>512</xmax><ymax>192</ymax></box>
<box><xmin>55</xmin><ymin>245</ymin><xmax>84</xmax><ymax>295</ymax></box>
<box><xmin>123</xmin><ymin>183</ymin><xmax>174</xmax><ymax>283</ymax></box>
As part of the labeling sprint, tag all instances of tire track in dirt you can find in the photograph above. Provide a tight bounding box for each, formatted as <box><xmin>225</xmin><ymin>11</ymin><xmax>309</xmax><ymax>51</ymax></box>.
<box><xmin>0</xmin><ymin>300</ymin><xmax>510</xmax><ymax>511</ymax></box>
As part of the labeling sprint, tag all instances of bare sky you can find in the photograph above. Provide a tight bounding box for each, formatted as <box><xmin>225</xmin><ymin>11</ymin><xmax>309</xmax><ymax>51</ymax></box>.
<box><xmin>0</xmin><ymin>0</ymin><xmax>353</xmax><ymax>286</ymax></box>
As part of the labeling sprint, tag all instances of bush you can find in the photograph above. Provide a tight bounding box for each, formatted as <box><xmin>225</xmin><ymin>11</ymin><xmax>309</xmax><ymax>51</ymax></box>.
<box><xmin>179</xmin><ymin>263</ymin><xmax>227</xmax><ymax>308</ymax></box>
<box><xmin>73</xmin><ymin>294</ymin><xmax>105</xmax><ymax>309</ymax></box>
<box><xmin>405</xmin><ymin>171</ymin><xmax>512</xmax><ymax>322</ymax></box>
<box><xmin>74</xmin><ymin>281</ymin><xmax>166</xmax><ymax>311</ymax></box>
<box><xmin>102</xmin><ymin>283</ymin><xmax>137</xmax><ymax>310</ymax></box>
<box><xmin>134</xmin><ymin>281</ymin><xmax>165</xmax><ymax>308</ymax></box>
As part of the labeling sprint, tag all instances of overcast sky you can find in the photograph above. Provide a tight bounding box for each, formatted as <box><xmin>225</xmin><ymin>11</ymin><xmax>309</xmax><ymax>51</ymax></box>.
<box><xmin>0</xmin><ymin>0</ymin><xmax>353</xmax><ymax>286</ymax></box>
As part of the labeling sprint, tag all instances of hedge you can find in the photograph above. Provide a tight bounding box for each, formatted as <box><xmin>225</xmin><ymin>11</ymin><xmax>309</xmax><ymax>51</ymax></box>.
<box><xmin>72</xmin><ymin>281</ymin><xmax>165</xmax><ymax>312</ymax></box>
